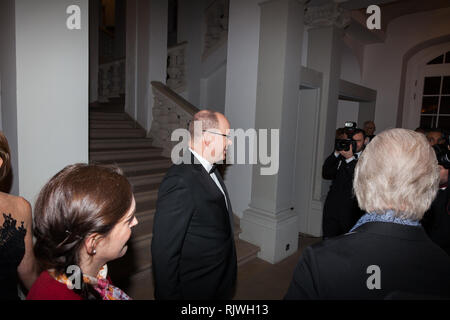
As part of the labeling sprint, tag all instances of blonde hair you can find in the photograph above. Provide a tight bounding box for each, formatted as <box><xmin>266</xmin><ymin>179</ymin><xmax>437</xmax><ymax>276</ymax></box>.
<box><xmin>353</xmin><ymin>128</ymin><xmax>440</xmax><ymax>220</ymax></box>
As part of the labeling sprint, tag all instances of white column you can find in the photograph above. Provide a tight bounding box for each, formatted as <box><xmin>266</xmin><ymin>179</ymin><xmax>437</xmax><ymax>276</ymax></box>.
<box><xmin>240</xmin><ymin>0</ymin><xmax>305</xmax><ymax>264</ymax></box>
<box><xmin>89</xmin><ymin>0</ymin><xmax>100</xmax><ymax>103</ymax></box>
<box><xmin>1</xmin><ymin>0</ymin><xmax>89</xmax><ymax>202</ymax></box>
<box><xmin>126</xmin><ymin>0</ymin><xmax>167</xmax><ymax>130</ymax></box>
<box><xmin>223</xmin><ymin>0</ymin><xmax>262</xmax><ymax>220</ymax></box>
<box><xmin>303</xmin><ymin>3</ymin><xmax>350</xmax><ymax>236</ymax></box>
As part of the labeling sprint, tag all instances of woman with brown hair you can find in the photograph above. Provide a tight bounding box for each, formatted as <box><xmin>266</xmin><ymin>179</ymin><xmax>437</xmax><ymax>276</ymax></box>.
<box><xmin>27</xmin><ymin>163</ymin><xmax>138</xmax><ymax>300</ymax></box>
<box><xmin>0</xmin><ymin>131</ymin><xmax>38</xmax><ymax>299</ymax></box>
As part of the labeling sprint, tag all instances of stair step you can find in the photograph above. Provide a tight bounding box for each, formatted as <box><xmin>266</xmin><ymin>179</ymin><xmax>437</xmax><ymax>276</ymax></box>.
<box><xmin>90</xmin><ymin>148</ymin><xmax>163</xmax><ymax>162</ymax></box>
<box><xmin>236</xmin><ymin>238</ymin><xmax>260</xmax><ymax>267</ymax></box>
<box><xmin>128</xmin><ymin>172</ymin><xmax>166</xmax><ymax>189</ymax></box>
<box><xmin>118</xmin><ymin>159</ymin><xmax>173</xmax><ymax>177</ymax></box>
<box><xmin>124</xmin><ymin>220</ymin><xmax>254</xmax><ymax>278</ymax></box>
<box><xmin>133</xmin><ymin>209</ymin><xmax>155</xmax><ymax>239</ymax></box>
<box><xmin>109</xmin><ymin>230</ymin><xmax>260</xmax><ymax>299</ymax></box>
<box><xmin>108</xmin><ymin>97</ymin><xmax>125</xmax><ymax>104</ymax></box>
<box><xmin>107</xmin><ymin>234</ymin><xmax>152</xmax><ymax>281</ymax></box>
<box><xmin>90</xmin><ymin>120</ymin><xmax>140</xmax><ymax>129</ymax></box>
<box><xmin>128</xmin><ymin>234</ymin><xmax>152</xmax><ymax>272</ymax></box>
<box><xmin>90</xmin><ymin>138</ymin><xmax>154</xmax><ymax>151</ymax></box>
<box><xmin>89</xmin><ymin>112</ymin><xmax>129</xmax><ymax>120</ymax></box>
<box><xmin>134</xmin><ymin>189</ymin><xmax>159</xmax><ymax>213</ymax></box>
<box><xmin>118</xmin><ymin>267</ymin><xmax>154</xmax><ymax>300</ymax></box>
<box><xmin>90</xmin><ymin>128</ymin><xmax>147</xmax><ymax>139</ymax></box>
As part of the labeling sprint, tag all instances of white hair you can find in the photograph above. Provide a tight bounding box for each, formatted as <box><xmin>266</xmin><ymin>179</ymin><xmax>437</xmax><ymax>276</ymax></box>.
<box><xmin>353</xmin><ymin>128</ymin><xmax>440</xmax><ymax>220</ymax></box>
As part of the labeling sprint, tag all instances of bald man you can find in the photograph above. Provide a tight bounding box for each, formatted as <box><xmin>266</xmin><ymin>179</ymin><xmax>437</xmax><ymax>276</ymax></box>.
<box><xmin>151</xmin><ymin>110</ymin><xmax>237</xmax><ymax>300</ymax></box>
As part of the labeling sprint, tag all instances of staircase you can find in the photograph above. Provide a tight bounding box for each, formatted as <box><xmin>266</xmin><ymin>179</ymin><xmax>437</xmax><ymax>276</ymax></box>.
<box><xmin>89</xmin><ymin>96</ymin><xmax>260</xmax><ymax>299</ymax></box>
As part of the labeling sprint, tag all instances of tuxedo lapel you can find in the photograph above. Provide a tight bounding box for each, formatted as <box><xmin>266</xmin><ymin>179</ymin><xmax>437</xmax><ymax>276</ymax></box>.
<box><xmin>189</xmin><ymin>151</ymin><xmax>230</xmax><ymax>208</ymax></box>
<box><xmin>215</xmin><ymin>169</ymin><xmax>234</xmax><ymax>233</ymax></box>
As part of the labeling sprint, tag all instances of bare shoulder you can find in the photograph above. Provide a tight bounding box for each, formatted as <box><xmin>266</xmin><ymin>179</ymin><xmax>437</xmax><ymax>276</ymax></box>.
<box><xmin>0</xmin><ymin>192</ymin><xmax>32</xmax><ymax>226</ymax></box>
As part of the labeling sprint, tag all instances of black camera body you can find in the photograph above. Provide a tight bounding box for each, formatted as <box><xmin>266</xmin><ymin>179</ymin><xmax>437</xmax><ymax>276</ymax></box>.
<box><xmin>335</xmin><ymin>121</ymin><xmax>358</xmax><ymax>152</ymax></box>
<box><xmin>433</xmin><ymin>143</ymin><xmax>450</xmax><ymax>169</ymax></box>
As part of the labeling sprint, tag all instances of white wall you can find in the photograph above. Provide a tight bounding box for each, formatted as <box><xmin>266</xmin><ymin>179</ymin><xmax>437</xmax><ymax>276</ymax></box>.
<box><xmin>89</xmin><ymin>0</ymin><xmax>100</xmax><ymax>103</ymax></box>
<box><xmin>178</xmin><ymin>0</ymin><xmax>205</xmax><ymax>107</ymax></box>
<box><xmin>13</xmin><ymin>0</ymin><xmax>89</xmax><ymax>203</ymax></box>
<box><xmin>126</xmin><ymin>0</ymin><xmax>167</xmax><ymax>130</ymax></box>
<box><xmin>0</xmin><ymin>0</ymin><xmax>19</xmax><ymax>195</ymax></box>
<box><xmin>178</xmin><ymin>0</ymin><xmax>228</xmax><ymax>112</ymax></box>
<box><xmin>337</xmin><ymin>42</ymin><xmax>363</xmax><ymax>128</ymax></box>
<box><xmin>224</xmin><ymin>0</ymin><xmax>263</xmax><ymax>218</ymax></box>
<box><xmin>362</xmin><ymin>8</ymin><xmax>450</xmax><ymax>132</ymax></box>
<box><xmin>301</xmin><ymin>27</ymin><xmax>309</xmax><ymax>67</ymax></box>
<box><xmin>200</xmin><ymin>62</ymin><xmax>227</xmax><ymax>113</ymax></box>
<box><xmin>336</xmin><ymin>100</ymin><xmax>359</xmax><ymax>128</ymax></box>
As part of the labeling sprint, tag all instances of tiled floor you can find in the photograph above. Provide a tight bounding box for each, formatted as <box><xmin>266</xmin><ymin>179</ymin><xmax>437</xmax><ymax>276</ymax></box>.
<box><xmin>233</xmin><ymin>234</ymin><xmax>322</xmax><ymax>300</ymax></box>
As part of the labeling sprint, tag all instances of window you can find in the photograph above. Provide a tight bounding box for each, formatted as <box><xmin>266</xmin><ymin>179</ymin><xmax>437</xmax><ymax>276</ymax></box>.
<box><xmin>420</xmin><ymin>51</ymin><xmax>450</xmax><ymax>129</ymax></box>
<box><xmin>426</xmin><ymin>51</ymin><xmax>450</xmax><ymax>65</ymax></box>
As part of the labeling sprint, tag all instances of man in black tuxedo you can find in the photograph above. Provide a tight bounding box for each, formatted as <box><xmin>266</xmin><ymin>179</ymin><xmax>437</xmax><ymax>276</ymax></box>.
<box><xmin>151</xmin><ymin>110</ymin><xmax>236</xmax><ymax>300</ymax></box>
<box><xmin>285</xmin><ymin>129</ymin><xmax>450</xmax><ymax>299</ymax></box>
<box><xmin>322</xmin><ymin>128</ymin><xmax>366</xmax><ymax>238</ymax></box>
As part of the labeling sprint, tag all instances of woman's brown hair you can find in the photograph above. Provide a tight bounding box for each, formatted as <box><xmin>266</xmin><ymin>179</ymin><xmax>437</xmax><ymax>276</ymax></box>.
<box><xmin>0</xmin><ymin>131</ymin><xmax>11</xmax><ymax>182</ymax></box>
<box><xmin>33</xmin><ymin>163</ymin><xmax>133</xmax><ymax>298</ymax></box>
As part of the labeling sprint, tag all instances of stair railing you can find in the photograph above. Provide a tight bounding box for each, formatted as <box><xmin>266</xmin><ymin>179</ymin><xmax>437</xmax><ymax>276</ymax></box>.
<box><xmin>167</xmin><ymin>41</ymin><xmax>188</xmax><ymax>93</ymax></box>
<box><xmin>98</xmin><ymin>58</ymin><xmax>125</xmax><ymax>103</ymax></box>
<box><xmin>150</xmin><ymin>81</ymin><xmax>199</xmax><ymax>157</ymax></box>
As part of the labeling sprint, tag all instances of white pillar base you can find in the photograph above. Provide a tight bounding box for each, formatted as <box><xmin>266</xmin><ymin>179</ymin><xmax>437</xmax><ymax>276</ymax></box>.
<box><xmin>240</xmin><ymin>207</ymin><xmax>298</xmax><ymax>264</ymax></box>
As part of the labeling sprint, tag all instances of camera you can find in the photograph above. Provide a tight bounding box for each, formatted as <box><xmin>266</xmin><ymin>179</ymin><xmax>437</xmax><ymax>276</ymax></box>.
<box><xmin>335</xmin><ymin>121</ymin><xmax>358</xmax><ymax>152</ymax></box>
<box><xmin>432</xmin><ymin>143</ymin><xmax>450</xmax><ymax>169</ymax></box>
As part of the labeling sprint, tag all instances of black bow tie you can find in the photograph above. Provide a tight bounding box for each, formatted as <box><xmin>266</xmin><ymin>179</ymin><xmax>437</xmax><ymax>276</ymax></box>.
<box><xmin>209</xmin><ymin>164</ymin><xmax>218</xmax><ymax>174</ymax></box>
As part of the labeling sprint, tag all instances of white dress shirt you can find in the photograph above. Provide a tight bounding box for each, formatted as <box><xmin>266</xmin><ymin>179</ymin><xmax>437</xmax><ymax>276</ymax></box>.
<box><xmin>189</xmin><ymin>148</ymin><xmax>228</xmax><ymax>209</ymax></box>
<box><xmin>334</xmin><ymin>150</ymin><xmax>362</xmax><ymax>170</ymax></box>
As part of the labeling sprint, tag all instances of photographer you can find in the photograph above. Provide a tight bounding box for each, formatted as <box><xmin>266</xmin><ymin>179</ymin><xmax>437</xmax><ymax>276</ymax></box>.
<box><xmin>322</xmin><ymin>122</ymin><xmax>368</xmax><ymax>239</ymax></box>
<box><xmin>421</xmin><ymin>141</ymin><xmax>450</xmax><ymax>256</ymax></box>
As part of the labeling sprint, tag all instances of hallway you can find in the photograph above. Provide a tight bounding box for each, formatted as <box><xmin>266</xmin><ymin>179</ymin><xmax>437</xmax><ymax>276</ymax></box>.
<box><xmin>233</xmin><ymin>234</ymin><xmax>322</xmax><ymax>300</ymax></box>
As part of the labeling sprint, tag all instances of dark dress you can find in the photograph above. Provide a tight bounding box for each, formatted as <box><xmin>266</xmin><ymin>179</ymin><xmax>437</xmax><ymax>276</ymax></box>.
<box><xmin>0</xmin><ymin>213</ymin><xmax>26</xmax><ymax>300</ymax></box>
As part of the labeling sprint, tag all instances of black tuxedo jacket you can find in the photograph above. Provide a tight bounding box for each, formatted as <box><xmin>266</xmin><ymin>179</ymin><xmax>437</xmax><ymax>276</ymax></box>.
<box><xmin>151</xmin><ymin>152</ymin><xmax>237</xmax><ymax>300</ymax></box>
<box><xmin>322</xmin><ymin>153</ymin><xmax>363</xmax><ymax>237</ymax></box>
<box><xmin>422</xmin><ymin>187</ymin><xmax>450</xmax><ymax>256</ymax></box>
<box><xmin>285</xmin><ymin>222</ymin><xmax>450</xmax><ymax>299</ymax></box>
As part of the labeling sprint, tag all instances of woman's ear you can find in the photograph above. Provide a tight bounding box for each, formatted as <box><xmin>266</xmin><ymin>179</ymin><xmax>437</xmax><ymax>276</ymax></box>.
<box><xmin>0</xmin><ymin>158</ymin><xmax>3</xmax><ymax>168</ymax></box>
<box><xmin>83</xmin><ymin>233</ymin><xmax>100</xmax><ymax>256</ymax></box>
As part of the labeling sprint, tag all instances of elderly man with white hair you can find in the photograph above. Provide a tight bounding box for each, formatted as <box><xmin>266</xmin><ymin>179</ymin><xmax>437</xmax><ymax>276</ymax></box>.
<box><xmin>285</xmin><ymin>128</ymin><xmax>450</xmax><ymax>299</ymax></box>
